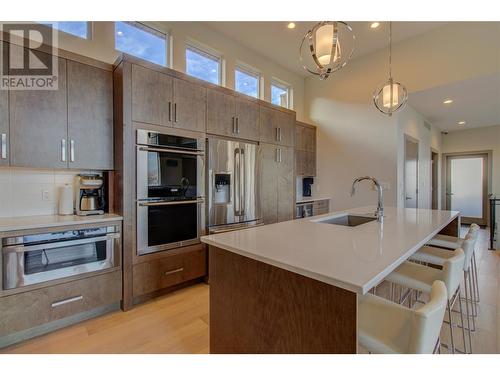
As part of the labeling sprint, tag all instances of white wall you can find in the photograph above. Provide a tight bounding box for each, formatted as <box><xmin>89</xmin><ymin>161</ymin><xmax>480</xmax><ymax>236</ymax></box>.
<box><xmin>0</xmin><ymin>168</ymin><xmax>82</xmax><ymax>217</ymax></box>
<box><xmin>397</xmin><ymin>106</ymin><xmax>442</xmax><ymax>209</ymax></box>
<box><xmin>442</xmin><ymin>124</ymin><xmax>500</xmax><ymax>196</ymax></box>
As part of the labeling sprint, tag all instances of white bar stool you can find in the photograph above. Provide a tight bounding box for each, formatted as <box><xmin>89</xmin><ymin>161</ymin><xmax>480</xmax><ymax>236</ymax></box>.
<box><xmin>428</xmin><ymin>224</ymin><xmax>480</xmax><ymax>306</ymax></box>
<box><xmin>385</xmin><ymin>248</ymin><xmax>466</xmax><ymax>353</ymax></box>
<box><xmin>410</xmin><ymin>234</ymin><xmax>476</xmax><ymax>351</ymax></box>
<box><xmin>358</xmin><ymin>280</ymin><xmax>447</xmax><ymax>354</ymax></box>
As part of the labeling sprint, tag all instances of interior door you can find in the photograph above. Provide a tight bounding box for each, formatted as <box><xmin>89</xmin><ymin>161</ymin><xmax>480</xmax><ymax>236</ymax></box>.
<box><xmin>446</xmin><ymin>154</ymin><xmax>488</xmax><ymax>225</ymax></box>
<box><xmin>404</xmin><ymin>137</ymin><xmax>419</xmax><ymax>209</ymax></box>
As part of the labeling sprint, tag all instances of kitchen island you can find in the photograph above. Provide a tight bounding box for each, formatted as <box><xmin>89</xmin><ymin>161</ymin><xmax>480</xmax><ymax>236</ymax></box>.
<box><xmin>201</xmin><ymin>206</ymin><xmax>460</xmax><ymax>353</ymax></box>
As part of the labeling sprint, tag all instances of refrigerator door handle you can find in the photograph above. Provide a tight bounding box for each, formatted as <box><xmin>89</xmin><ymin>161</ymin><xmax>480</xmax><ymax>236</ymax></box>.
<box><xmin>234</xmin><ymin>148</ymin><xmax>241</xmax><ymax>216</ymax></box>
<box><xmin>240</xmin><ymin>147</ymin><xmax>245</xmax><ymax>216</ymax></box>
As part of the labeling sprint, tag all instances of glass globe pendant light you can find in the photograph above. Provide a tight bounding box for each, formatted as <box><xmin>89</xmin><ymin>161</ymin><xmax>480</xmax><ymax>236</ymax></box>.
<box><xmin>299</xmin><ymin>21</ymin><xmax>355</xmax><ymax>80</ymax></box>
<box><xmin>373</xmin><ymin>22</ymin><xmax>408</xmax><ymax>116</ymax></box>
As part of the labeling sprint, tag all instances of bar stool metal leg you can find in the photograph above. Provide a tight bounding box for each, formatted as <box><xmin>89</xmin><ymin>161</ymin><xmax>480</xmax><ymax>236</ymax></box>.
<box><xmin>447</xmin><ymin>300</ymin><xmax>455</xmax><ymax>354</ymax></box>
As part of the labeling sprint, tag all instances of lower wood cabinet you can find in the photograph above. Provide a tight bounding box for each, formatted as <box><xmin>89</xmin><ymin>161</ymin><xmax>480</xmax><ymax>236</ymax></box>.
<box><xmin>313</xmin><ymin>199</ymin><xmax>330</xmax><ymax>216</ymax></box>
<box><xmin>0</xmin><ymin>270</ymin><xmax>122</xmax><ymax>337</ymax></box>
<box><xmin>132</xmin><ymin>246</ymin><xmax>207</xmax><ymax>297</ymax></box>
<box><xmin>260</xmin><ymin>143</ymin><xmax>294</xmax><ymax>224</ymax></box>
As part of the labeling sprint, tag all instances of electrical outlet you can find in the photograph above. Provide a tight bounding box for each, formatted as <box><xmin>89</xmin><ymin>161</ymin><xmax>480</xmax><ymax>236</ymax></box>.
<box><xmin>41</xmin><ymin>189</ymin><xmax>50</xmax><ymax>201</ymax></box>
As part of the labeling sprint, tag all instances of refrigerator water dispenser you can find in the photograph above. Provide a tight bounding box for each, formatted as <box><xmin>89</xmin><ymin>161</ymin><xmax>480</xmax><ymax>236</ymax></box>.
<box><xmin>215</xmin><ymin>174</ymin><xmax>231</xmax><ymax>204</ymax></box>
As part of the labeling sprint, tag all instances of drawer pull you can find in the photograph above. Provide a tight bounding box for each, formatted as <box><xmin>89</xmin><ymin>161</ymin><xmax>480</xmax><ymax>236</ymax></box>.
<box><xmin>51</xmin><ymin>295</ymin><xmax>83</xmax><ymax>308</ymax></box>
<box><xmin>164</xmin><ymin>267</ymin><xmax>184</xmax><ymax>276</ymax></box>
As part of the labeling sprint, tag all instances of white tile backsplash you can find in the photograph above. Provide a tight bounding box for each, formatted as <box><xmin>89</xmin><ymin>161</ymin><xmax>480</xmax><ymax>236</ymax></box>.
<box><xmin>0</xmin><ymin>167</ymin><xmax>93</xmax><ymax>218</ymax></box>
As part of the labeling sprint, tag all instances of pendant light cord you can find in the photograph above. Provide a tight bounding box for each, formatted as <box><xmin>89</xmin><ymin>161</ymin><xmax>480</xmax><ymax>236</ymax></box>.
<box><xmin>389</xmin><ymin>21</ymin><xmax>392</xmax><ymax>79</ymax></box>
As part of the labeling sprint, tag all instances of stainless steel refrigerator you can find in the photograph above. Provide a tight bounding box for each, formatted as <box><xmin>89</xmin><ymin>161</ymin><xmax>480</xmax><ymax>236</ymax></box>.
<box><xmin>207</xmin><ymin>137</ymin><xmax>262</xmax><ymax>233</ymax></box>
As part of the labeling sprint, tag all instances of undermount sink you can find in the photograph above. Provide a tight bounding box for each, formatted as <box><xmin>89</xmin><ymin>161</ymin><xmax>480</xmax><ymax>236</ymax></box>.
<box><xmin>314</xmin><ymin>214</ymin><xmax>377</xmax><ymax>227</ymax></box>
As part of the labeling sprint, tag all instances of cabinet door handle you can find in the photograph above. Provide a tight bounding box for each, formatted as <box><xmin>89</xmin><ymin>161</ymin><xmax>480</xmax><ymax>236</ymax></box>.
<box><xmin>168</xmin><ymin>101</ymin><xmax>172</xmax><ymax>122</ymax></box>
<box><xmin>275</xmin><ymin>127</ymin><xmax>279</xmax><ymax>142</ymax></box>
<box><xmin>61</xmin><ymin>139</ymin><xmax>66</xmax><ymax>162</ymax></box>
<box><xmin>164</xmin><ymin>267</ymin><xmax>184</xmax><ymax>276</ymax></box>
<box><xmin>279</xmin><ymin>148</ymin><xmax>282</xmax><ymax>163</ymax></box>
<box><xmin>174</xmin><ymin>103</ymin><xmax>178</xmax><ymax>122</ymax></box>
<box><xmin>275</xmin><ymin>148</ymin><xmax>280</xmax><ymax>163</ymax></box>
<box><xmin>236</xmin><ymin>117</ymin><xmax>240</xmax><ymax>134</ymax></box>
<box><xmin>1</xmin><ymin>133</ymin><xmax>6</xmax><ymax>159</ymax></box>
<box><xmin>278</xmin><ymin>127</ymin><xmax>282</xmax><ymax>142</ymax></box>
<box><xmin>232</xmin><ymin>117</ymin><xmax>236</xmax><ymax>133</ymax></box>
<box><xmin>51</xmin><ymin>295</ymin><xmax>83</xmax><ymax>308</ymax></box>
<box><xmin>70</xmin><ymin>140</ymin><xmax>75</xmax><ymax>162</ymax></box>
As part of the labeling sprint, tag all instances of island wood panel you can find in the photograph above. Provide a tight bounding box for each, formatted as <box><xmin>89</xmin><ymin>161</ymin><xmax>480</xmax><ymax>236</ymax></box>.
<box><xmin>438</xmin><ymin>216</ymin><xmax>460</xmax><ymax>237</ymax></box>
<box><xmin>209</xmin><ymin>246</ymin><xmax>357</xmax><ymax>354</ymax></box>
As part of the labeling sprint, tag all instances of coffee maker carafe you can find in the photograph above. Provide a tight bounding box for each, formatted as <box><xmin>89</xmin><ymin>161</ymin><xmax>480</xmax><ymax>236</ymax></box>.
<box><xmin>76</xmin><ymin>174</ymin><xmax>105</xmax><ymax>216</ymax></box>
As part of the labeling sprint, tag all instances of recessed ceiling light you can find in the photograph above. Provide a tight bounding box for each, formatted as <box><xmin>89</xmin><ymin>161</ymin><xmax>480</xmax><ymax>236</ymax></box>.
<box><xmin>458</xmin><ymin>121</ymin><xmax>466</xmax><ymax>125</ymax></box>
<box><xmin>370</xmin><ymin>22</ymin><xmax>380</xmax><ymax>29</ymax></box>
<box><xmin>287</xmin><ymin>22</ymin><xmax>296</xmax><ymax>29</ymax></box>
<box><xmin>443</xmin><ymin>99</ymin><xmax>454</xmax><ymax>104</ymax></box>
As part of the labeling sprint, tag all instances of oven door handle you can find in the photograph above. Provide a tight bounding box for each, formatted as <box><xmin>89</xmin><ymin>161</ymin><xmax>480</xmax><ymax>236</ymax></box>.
<box><xmin>138</xmin><ymin>146</ymin><xmax>204</xmax><ymax>156</ymax></box>
<box><xmin>138</xmin><ymin>199</ymin><xmax>204</xmax><ymax>207</ymax></box>
<box><xmin>2</xmin><ymin>235</ymin><xmax>115</xmax><ymax>254</ymax></box>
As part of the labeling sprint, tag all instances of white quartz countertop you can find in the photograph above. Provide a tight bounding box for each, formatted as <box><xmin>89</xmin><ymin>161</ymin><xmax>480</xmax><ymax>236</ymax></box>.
<box><xmin>201</xmin><ymin>206</ymin><xmax>459</xmax><ymax>294</ymax></box>
<box><xmin>0</xmin><ymin>214</ymin><xmax>123</xmax><ymax>233</ymax></box>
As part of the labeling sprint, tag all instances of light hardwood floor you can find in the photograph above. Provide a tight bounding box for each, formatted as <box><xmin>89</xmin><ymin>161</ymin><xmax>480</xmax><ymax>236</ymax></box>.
<box><xmin>1</xmin><ymin>227</ymin><xmax>499</xmax><ymax>354</ymax></box>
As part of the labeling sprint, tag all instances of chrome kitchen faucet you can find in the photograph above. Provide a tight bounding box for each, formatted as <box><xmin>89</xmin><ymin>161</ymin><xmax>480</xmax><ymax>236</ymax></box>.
<box><xmin>350</xmin><ymin>176</ymin><xmax>384</xmax><ymax>222</ymax></box>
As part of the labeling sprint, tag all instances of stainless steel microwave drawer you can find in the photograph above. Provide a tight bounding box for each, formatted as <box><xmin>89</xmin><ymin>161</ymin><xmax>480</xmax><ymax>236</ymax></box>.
<box><xmin>0</xmin><ymin>270</ymin><xmax>122</xmax><ymax>337</ymax></box>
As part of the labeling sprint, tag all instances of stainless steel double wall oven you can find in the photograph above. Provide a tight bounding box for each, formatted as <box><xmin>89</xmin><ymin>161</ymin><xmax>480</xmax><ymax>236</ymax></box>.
<box><xmin>136</xmin><ymin>130</ymin><xmax>205</xmax><ymax>256</ymax></box>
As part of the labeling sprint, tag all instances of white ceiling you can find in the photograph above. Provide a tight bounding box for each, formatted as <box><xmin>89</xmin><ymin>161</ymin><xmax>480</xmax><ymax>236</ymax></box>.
<box><xmin>204</xmin><ymin>21</ymin><xmax>447</xmax><ymax>77</ymax></box>
<box><xmin>409</xmin><ymin>73</ymin><xmax>500</xmax><ymax>131</ymax></box>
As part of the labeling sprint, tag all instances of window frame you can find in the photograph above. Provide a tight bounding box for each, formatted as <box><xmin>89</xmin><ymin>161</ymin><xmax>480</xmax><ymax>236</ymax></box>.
<box><xmin>271</xmin><ymin>79</ymin><xmax>291</xmax><ymax>109</ymax></box>
<box><xmin>38</xmin><ymin>21</ymin><xmax>92</xmax><ymax>40</ymax></box>
<box><xmin>234</xmin><ymin>64</ymin><xmax>261</xmax><ymax>99</ymax></box>
<box><xmin>114</xmin><ymin>21</ymin><xmax>169</xmax><ymax>67</ymax></box>
<box><xmin>185</xmin><ymin>42</ymin><xmax>223</xmax><ymax>86</ymax></box>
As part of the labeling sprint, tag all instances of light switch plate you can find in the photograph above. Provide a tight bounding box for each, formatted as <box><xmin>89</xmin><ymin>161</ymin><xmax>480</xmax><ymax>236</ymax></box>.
<box><xmin>41</xmin><ymin>189</ymin><xmax>50</xmax><ymax>201</ymax></box>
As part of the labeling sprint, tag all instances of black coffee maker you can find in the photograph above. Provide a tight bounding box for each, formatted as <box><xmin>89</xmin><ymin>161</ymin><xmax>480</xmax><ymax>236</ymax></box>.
<box><xmin>302</xmin><ymin>177</ymin><xmax>314</xmax><ymax>197</ymax></box>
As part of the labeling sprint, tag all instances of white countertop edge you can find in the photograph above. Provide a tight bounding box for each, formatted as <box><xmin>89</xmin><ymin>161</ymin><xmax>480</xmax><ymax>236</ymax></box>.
<box><xmin>0</xmin><ymin>214</ymin><xmax>124</xmax><ymax>233</ymax></box>
<box><xmin>203</xmin><ymin>209</ymin><xmax>460</xmax><ymax>295</ymax></box>
<box><xmin>296</xmin><ymin>197</ymin><xmax>331</xmax><ymax>204</ymax></box>
<box><xmin>359</xmin><ymin>210</ymin><xmax>459</xmax><ymax>294</ymax></box>
<box><xmin>202</xmin><ymin>237</ymin><xmax>363</xmax><ymax>294</ymax></box>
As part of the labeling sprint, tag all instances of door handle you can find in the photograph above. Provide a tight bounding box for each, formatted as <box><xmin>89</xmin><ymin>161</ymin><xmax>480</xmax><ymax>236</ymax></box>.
<box><xmin>51</xmin><ymin>295</ymin><xmax>83</xmax><ymax>308</ymax></box>
<box><xmin>1</xmin><ymin>133</ymin><xmax>6</xmax><ymax>159</ymax></box>
<box><xmin>405</xmin><ymin>197</ymin><xmax>412</xmax><ymax>200</ymax></box>
<box><xmin>236</xmin><ymin>117</ymin><xmax>240</xmax><ymax>134</ymax></box>
<box><xmin>446</xmin><ymin>192</ymin><xmax>454</xmax><ymax>196</ymax></box>
<box><xmin>232</xmin><ymin>117</ymin><xmax>236</xmax><ymax>133</ymax></box>
<box><xmin>70</xmin><ymin>140</ymin><xmax>75</xmax><ymax>162</ymax></box>
<box><xmin>278</xmin><ymin>127</ymin><xmax>282</xmax><ymax>142</ymax></box>
<box><xmin>61</xmin><ymin>139</ymin><xmax>66</xmax><ymax>162</ymax></box>
<box><xmin>275</xmin><ymin>127</ymin><xmax>279</xmax><ymax>142</ymax></box>
<box><xmin>174</xmin><ymin>103</ymin><xmax>178</xmax><ymax>122</ymax></box>
<box><xmin>168</xmin><ymin>102</ymin><xmax>172</xmax><ymax>122</ymax></box>
<box><xmin>164</xmin><ymin>267</ymin><xmax>184</xmax><ymax>276</ymax></box>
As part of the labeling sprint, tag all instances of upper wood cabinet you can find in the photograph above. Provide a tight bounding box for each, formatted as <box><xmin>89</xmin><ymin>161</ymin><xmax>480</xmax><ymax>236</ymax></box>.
<box><xmin>9</xmin><ymin>53</ymin><xmax>68</xmax><ymax>169</ymax></box>
<box><xmin>259</xmin><ymin>106</ymin><xmax>295</xmax><ymax>147</ymax></box>
<box><xmin>131</xmin><ymin>64</ymin><xmax>172</xmax><ymax>126</ymax></box>
<box><xmin>172</xmin><ymin>78</ymin><xmax>206</xmax><ymax>133</ymax></box>
<box><xmin>0</xmin><ymin>85</ymin><xmax>8</xmax><ymax>166</ymax></box>
<box><xmin>67</xmin><ymin>61</ymin><xmax>114</xmax><ymax>170</ymax></box>
<box><xmin>207</xmin><ymin>89</ymin><xmax>259</xmax><ymax>141</ymax></box>
<box><xmin>295</xmin><ymin>122</ymin><xmax>317</xmax><ymax>177</ymax></box>
<box><xmin>131</xmin><ymin>64</ymin><xmax>206</xmax><ymax>133</ymax></box>
<box><xmin>259</xmin><ymin>142</ymin><xmax>294</xmax><ymax>224</ymax></box>
<box><xmin>8</xmin><ymin>43</ymin><xmax>114</xmax><ymax>170</ymax></box>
